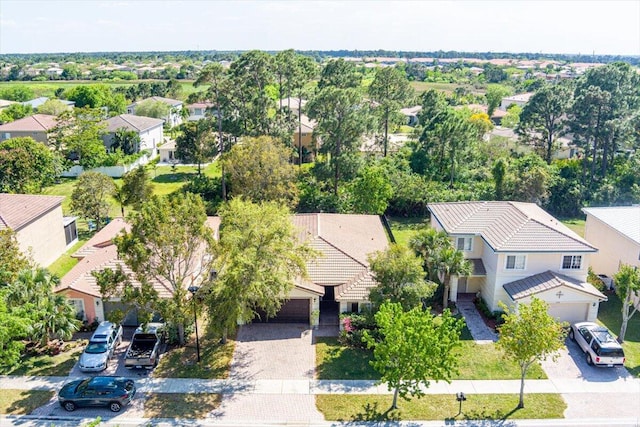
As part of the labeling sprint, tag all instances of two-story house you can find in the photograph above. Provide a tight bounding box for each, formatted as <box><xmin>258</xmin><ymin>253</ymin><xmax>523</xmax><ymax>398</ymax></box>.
<box><xmin>102</xmin><ymin>114</ymin><xmax>164</xmax><ymax>157</ymax></box>
<box><xmin>428</xmin><ymin>201</ymin><xmax>606</xmax><ymax>322</ymax></box>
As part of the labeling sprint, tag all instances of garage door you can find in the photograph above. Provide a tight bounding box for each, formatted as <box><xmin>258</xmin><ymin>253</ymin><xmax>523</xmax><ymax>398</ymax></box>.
<box><xmin>547</xmin><ymin>303</ymin><xmax>589</xmax><ymax>323</ymax></box>
<box><xmin>102</xmin><ymin>301</ymin><xmax>139</xmax><ymax>326</ymax></box>
<box><xmin>256</xmin><ymin>299</ymin><xmax>310</xmax><ymax>323</ymax></box>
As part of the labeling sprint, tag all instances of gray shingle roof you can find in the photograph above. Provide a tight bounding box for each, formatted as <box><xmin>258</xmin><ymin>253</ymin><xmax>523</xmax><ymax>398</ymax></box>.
<box><xmin>428</xmin><ymin>201</ymin><xmax>597</xmax><ymax>253</ymax></box>
<box><xmin>503</xmin><ymin>270</ymin><xmax>606</xmax><ymax>301</ymax></box>
<box><xmin>0</xmin><ymin>193</ymin><xmax>63</xmax><ymax>231</ymax></box>
<box><xmin>582</xmin><ymin>206</ymin><xmax>640</xmax><ymax>245</ymax></box>
<box><xmin>469</xmin><ymin>258</ymin><xmax>486</xmax><ymax>276</ymax></box>
<box><xmin>104</xmin><ymin>114</ymin><xmax>164</xmax><ymax>133</ymax></box>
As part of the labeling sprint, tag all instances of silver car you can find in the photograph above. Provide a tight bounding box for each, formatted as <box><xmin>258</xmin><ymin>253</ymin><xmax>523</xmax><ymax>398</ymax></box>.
<box><xmin>569</xmin><ymin>322</ymin><xmax>625</xmax><ymax>367</ymax></box>
<box><xmin>79</xmin><ymin>321</ymin><xmax>123</xmax><ymax>372</ymax></box>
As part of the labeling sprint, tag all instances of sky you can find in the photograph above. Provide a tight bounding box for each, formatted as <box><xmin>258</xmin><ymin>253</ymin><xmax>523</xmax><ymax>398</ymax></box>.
<box><xmin>0</xmin><ymin>0</ymin><xmax>639</xmax><ymax>55</ymax></box>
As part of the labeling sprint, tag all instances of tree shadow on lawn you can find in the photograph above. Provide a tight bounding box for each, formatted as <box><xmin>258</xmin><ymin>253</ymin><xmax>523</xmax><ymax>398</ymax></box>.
<box><xmin>347</xmin><ymin>401</ymin><xmax>401</xmax><ymax>422</ymax></box>
<box><xmin>444</xmin><ymin>407</ymin><xmax>519</xmax><ymax>426</ymax></box>
<box><xmin>152</xmin><ymin>172</ymin><xmax>194</xmax><ymax>183</ymax></box>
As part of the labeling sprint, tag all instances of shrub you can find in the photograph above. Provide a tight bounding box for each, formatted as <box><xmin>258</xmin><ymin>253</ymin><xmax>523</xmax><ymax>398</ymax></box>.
<box><xmin>339</xmin><ymin>311</ymin><xmax>378</xmax><ymax>348</ymax></box>
<box><xmin>587</xmin><ymin>267</ymin><xmax>606</xmax><ymax>292</ymax></box>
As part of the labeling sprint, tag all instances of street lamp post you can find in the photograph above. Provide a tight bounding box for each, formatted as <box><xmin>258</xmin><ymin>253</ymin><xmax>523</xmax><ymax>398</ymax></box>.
<box><xmin>188</xmin><ymin>285</ymin><xmax>200</xmax><ymax>363</ymax></box>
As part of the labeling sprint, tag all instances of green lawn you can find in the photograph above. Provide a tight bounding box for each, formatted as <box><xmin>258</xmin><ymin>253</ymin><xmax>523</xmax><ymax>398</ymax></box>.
<box><xmin>154</xmin><ymin>322</ymin><xmax>234</xmax><ymax>379</ymax></box>
<box><xmin>316</xmin><ymin>337</ymin><xmax>378</xmax><ymax>380</ymax></box>
<box><xmin>316</xmin><ymin>394</ymin><xmax>566</xmax><ymax>421</ymax></box>
<box><xmin>315</xmin><ymin>336</ymin><xmax>546</xmax><ymax>381</ymax></box>
<box><xmin>560</xmin><ymin>218</ymin><xmax>586</xmax><ymax>238</ymax></box>
<box><xmin>0</xmin><ymin>341</ymin><xmax>84</xmax><ymax>376</ymax></box>
<box><xmin>47</xmin><ymin>237</ymin><xmax>88</xmax><ymax>278</ymax></box>
<box><xmin>597</xmin><ymin>292</ymin><xmax>640</xmax><ymax>377</ymax></box>
<box><xmin>144</xmin><ymin>393</ymin><xmax>221</xmax><ymax>418</ymax></box>
<box><xmin>0</xmin><ymin>390</ymin><xmax>55</xmax><ymax>415</ymax></box>
<box><xmin>387</xmin><ymin>216</ymin><xmax>429</xmax><ymax>247</ymax></box>
<box><xmin>409</xmin><ymin>81</ymin><xmax>485</xmax><ymax>95</ymax></box>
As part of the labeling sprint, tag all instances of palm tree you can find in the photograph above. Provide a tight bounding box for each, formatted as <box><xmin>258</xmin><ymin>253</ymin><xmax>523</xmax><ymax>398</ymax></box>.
<box><xmin>409</xmin><ymin>228</ymin><xmax>451</xmax><ymax>282</ymax></box>
<box><xmin>5</xmin><ymin>268</ymin><xmax>80</xmax><ymax>346</ymax></box>
<box><xmin>434</xmin><ymin>247</ymin><xmax>472</xmax><ymax>309</ymax></box>
<box><xmin>33</xmin><ymin>294</ymin><xmax>81</xmax><ymax>346</ymax></box>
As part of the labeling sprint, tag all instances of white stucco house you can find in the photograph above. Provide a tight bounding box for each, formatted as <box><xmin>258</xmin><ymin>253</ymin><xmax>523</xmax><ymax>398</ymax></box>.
<box><xmin>0</xmin><ymin>193</ymin><xmax>77</xmax><ymax>267</ymax></box>
<box><xmin>583</xmin><ymin>206</ymin><xmax>640</xmax><ymax>278</ymax></box>
<box><xmin>428</xmin><ymin>201</ymin><xmax>606</xmax><ymax>323</ymax></box>
<box><xmin>102</xmin><ymin>114</ymin><xmax>164</xmax><ymax>157</ymax></box>
<box><xmin>127</xmin><ymin>96</ymin><xmax>183</xmax><ymax>128</ymax></box>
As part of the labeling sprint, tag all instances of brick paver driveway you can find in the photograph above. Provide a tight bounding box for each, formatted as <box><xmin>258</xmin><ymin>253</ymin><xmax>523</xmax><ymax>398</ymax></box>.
<box><xmin>213</xmin><ymin>323</ymin><xmax>323</xmax><ymax>422</ymax></box>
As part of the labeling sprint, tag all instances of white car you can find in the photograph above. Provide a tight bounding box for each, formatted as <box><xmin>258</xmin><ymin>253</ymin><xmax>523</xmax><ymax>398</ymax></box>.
<box><xmin>78</xmin><ymin>321</ymin><xmax>123</xmax><ymax>372</ymax></box>
<box><xmin>569</xmin><ymin>322</ymin><xmax>625</xmax><ymax>367</ymax></box>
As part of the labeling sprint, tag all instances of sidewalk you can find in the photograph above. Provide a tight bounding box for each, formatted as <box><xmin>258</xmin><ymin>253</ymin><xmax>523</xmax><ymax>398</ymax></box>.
<box><xmin>2</xmin><ymin>375</ymin><xmax>639</xmax><ymax>395</ymax></box>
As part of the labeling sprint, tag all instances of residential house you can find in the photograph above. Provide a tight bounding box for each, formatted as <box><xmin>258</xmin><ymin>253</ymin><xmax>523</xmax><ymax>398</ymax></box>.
<box><xmin>499</xmin><ymin>93</ymin><xmax>534</xmax><ymax>111</ymax></box>
<box><xmin>127</xmin><ymin>96</ymin><xmax>183</xmax><ymax>128</ymax></box>
<box><xmin>582</xmin><ymin>206</ymin><xmax>640</xmax><ymax>278</ymax></box>
<box><xmin>54</xmin><ymin>217</ymin><xmax>208</xmax><ymax>325</ymax></box>
<box><xmin>0</xmin><ymin>114</ymin><xmax>57</xmax><ymax>143</ymax></box>
<box><xmin>102</xmin><ymin>114</ymin><xmax>164</xmax><ymax>157</ymax></box>
<box><xmin>428</xmin><ymin>201</ymin><xmax>605</xmax><ymax>322</ymax></box>
<box><xmin>186</xmin><ymin>102</ymin><xmax>214</xmax><ymax>121</ymax></box>
<box><xmin>22</xmin><ymin>97</ymin><xmax>75</xmax><ymax>111</ymax></box>
<box><xmin>0</xmin><ymin>193</ymin><xmax>77</xmax><ymax>267</ymax></box>
<box><xmin>293</xmin><ymin>114</ymin><xmax>317</xmax><ymax>162</ymax></box>
<box><xmin>158</xmin><ymin>140</ymin><xmax>177</xmax><ymax>163</ymax></box>
<box><xmin>57</xmin><ymin>214</ymin><xmax>389</xmax><ymax>326</ymax></box>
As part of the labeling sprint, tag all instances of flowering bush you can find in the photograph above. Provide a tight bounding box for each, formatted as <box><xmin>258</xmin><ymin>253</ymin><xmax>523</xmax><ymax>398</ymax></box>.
<box><xmin>339</xmin><ymin>311</ymin><xmax>378</xmax><ymax>348</ymax></box>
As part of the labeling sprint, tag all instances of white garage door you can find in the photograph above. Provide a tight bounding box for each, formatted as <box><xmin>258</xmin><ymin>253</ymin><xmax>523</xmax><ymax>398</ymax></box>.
<box><xmin>547</xmin><ymin>303</ymin><xmax>589</xmax><ymax>323</ymax></box>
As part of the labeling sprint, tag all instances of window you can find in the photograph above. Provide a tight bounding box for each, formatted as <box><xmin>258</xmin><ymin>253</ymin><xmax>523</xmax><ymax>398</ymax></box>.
<box><xmin>456</xmin><ymin>237</ymin><xmax>472</xmax><ymax>251</ymax></box>
<box><xmin>69</xmin><ymin>299</ymin><xmax>85</xmax><ymax>320</ymax></box>
<box><xmin>505</xmin><ymin>255</ymin><xmax>526</xmax><ymax>270</ymax></box>
<box><xmin>350</xmin><ymin>302</ymin><xmax>359</xmax><ymax>313</ymax></box>
<box><xmin>562</xmin><ymin>255</ymin><xmax>582</xmax><ymax>270</ymax></box>
<box><xmin>64</xmin><ymin>220</ymin><xmax>78</xmax><ymax>245</ymax></box>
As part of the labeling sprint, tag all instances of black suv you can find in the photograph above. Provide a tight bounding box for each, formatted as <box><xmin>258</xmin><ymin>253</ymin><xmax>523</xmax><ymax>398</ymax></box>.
<box><xmin>58</xmin><ymin>376</ymin><xmax>136</xmax><ymax>412</ymax></box>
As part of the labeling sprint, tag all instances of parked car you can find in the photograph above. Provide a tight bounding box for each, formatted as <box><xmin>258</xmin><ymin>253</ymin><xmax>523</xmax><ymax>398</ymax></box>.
<box><xmin>124</xmin><ymin>322</ymin><xmax>165</xmax><ymax>369</ymax></box>
<box><xmin>58</xmin><ymin>376</ymin><xmax>136</xmax><ymax>412</ymax></box>
<box><xmin>78</xmin><ymin>321</ymin><xmax>123</xmax><ymax>372</ymax></box>
<box><xmin>569</xmin><ymin>322</ymin><xmax>625</xmax><ymax>367</ymax></box>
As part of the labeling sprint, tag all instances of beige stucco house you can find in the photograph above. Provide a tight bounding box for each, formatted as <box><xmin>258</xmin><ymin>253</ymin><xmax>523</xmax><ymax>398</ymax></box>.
<box><xmin>428</xmin><ymin>201</ymin><xmax>606</xmax><ymax>323</ymax></box>
<box><xmin>583</xmin><ymin>206</ymin><xmax>640</xmax><ymax>278</ymax></box>
<box><xmin>0</xmin><ymin>114</ymin><xmax>58</xmax><ymax>143</ymax></box>
<box><xmin>57</xmin><ymin>214</ymin><xmax>389</xmax><ymax>326</ymax></box>
<box><xmin>0</xmin><ymin>193</ymin><xmax>77</xmax><ymax>267</ymax></box>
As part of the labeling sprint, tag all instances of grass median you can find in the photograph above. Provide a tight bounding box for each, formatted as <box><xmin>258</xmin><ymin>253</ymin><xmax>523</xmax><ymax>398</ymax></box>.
<box><xmin>316</xmin><ymin>393</ymin><xmax>565</xmax><ymax>421</ymax></box>
<box><xmin>144</xmin><ymin>393</ymin><xmax>221</xmax><ymax>418</ymax></box>
<box><xmin>0</xmin><ymin>390</ymin><xmax>55</xmax><ymax>415</ymax></box>
<box><xmin>316</xmin><ymin>337</ymin><xmax>546</xmax><ymax>380</ymax></box>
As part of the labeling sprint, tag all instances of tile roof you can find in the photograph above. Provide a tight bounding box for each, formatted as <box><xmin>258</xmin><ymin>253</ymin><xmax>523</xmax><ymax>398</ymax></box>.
<box><xmin>469</xmin><ymin>258</ymin><xmax>486</xmax><ymax>276</ymax></box>
<box><xmin>209</xmin><ymin>214</ymin><xmax>389</xmax><ymax>301</ymax></box>
<box><xmin>0</xmin><ymin>193</ymin><xmax>63</xmax><ymax>231</ymax></box>
<box><xmin>0</xmin><ymin>114</ymin><xmax>58</xmax><ymax>132</ymax></box>
<box><xmin>104</xmin><ymin>114</ymin><xmax>164</xmax><ymax>133</ymax></box>
<box><xmin>582</xmin><ymin>206</ymin><xmax>640</xmax><ymax>245</ymax></box>
<box><xmin>58</xmin><ymin>217</ymin><xmax>196</xmax><ymax>299</ymax></box>
<box><xmin>503</xmin><ymin>270</ymin><xmax>606</xmax><ymax>301</ymax></box>
<box><xmin>428</xmin><ymin>201</ymin><xmax>597</xmax><ymax>253</ymax></box>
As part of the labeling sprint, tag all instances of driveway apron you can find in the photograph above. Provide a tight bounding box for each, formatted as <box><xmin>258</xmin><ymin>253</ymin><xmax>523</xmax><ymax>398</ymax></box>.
<box><xmin>214</xmin><ymin>323</ymin><xmax>323</xmax><ymax>422</ymax></box>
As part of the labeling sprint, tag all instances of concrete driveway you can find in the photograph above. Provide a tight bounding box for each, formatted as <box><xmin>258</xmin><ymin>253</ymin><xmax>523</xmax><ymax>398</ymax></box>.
<box><xmin>213</xmin><ymin>323</ymin><xmax>324</xmax><ymax>422</ymax></box>
<box><xmin>540</xmin><ymin>336</ymin><xmax>632</xmax><ymax>382</ymax></box>
<box><xmin>68</xmin><ymin>327</ymin><xmax>161</xmax><ymax>380</ymax></box>
<box><xmin>540</xmin><ymin>337</ymin><xmax>639</xmax><ymax>419</ymax></box>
